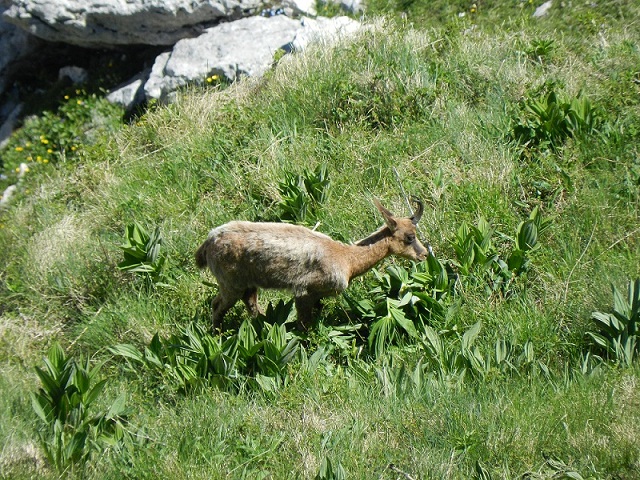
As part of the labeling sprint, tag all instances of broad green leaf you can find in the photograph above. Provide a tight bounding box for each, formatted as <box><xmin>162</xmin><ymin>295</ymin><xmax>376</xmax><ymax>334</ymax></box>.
<box><xmin>106</xmin><ymin>393</ymin><xmax>127</xmax><ymax>420</ymax></box>
<box><xmin>462</xmin><ymin>321</ymin><xmax>482</xmax><ymax>351</ymax></box>
<box><xmin>517</xmin><ymin>219</ymin><xmax>538</xmax><ymax>252</ymax></box>
<box><xmin>84</xmin><ymin>379</ymin><xmax>108</xmax><ymax>408</ymax></box>
<box><xmin>109</xmin><ymin>344</ymin><xmax>144</xmax><ymax>363</ymax></box>
<box><xmin>612</xmin><ymin>284</ymin><xmax>630</xmax><ymax>320</ymax></box>
<box><xmin>31</xmin><ymin>393</ymin><xmax>50</xmax><ymax>423</ymax></box>
<box><xmin>47</xmin><ymin>343</ymin><xmax>66</xmax><ymax>371</ymax></box>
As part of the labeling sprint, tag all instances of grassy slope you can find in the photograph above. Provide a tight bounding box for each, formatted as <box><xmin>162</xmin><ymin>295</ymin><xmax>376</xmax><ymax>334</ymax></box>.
<box><xmin>1</xmin><ymin>1</ymin><xmax>640</xmax><ymax>478</ymax></box>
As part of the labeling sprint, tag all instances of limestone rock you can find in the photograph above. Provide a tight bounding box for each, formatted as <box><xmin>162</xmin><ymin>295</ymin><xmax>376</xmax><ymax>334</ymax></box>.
<box><xmin>291</xmin><ymin>15</ymin><xmax>361</xmax><ymax>51</ymax></box>
<box><xmin>0</xmin><ymin>101</ymin><xmax>22</xmax><ymax>148</ymax></box>
<box><xmin>146</xmin><ymin>15</ymin><xmax>328</xmax><ymax>103</ymax></box>
<box><xmin>144</xmin><ymin>15</ymin><xmax>360</xmax><ymax>103</ymax></box>
<box><xmin>533</xmin><ymin>1</ymin><xmax>553</xmax><ymax>18</ymax></box>
<box><xmin>2</xmin><ymin>0</ymin><xmax>265</xmax><ymax>47</ymax></box>
<box><xmin>144</xmin><ymin>15</ymin><xmax>300</xmax><ymax>102</ymax></box>
<box><xmin>58</xmin><ymin>65</ymin><xmax>88</xmax><ymax>84</ymax></box>
<box><xmin>106</xmin><ymin>70</ymin><xmax>150</xmax><ymax>109</ymax></box>
<box><xmin>280</xmin><ymin>0</ymin><xmax>316</xmax><ymax>16</ymax></box>
<box><xmin>332</xmin><ymin>0</ymin><xmax>364</xmax><ymax>14</ymax></box>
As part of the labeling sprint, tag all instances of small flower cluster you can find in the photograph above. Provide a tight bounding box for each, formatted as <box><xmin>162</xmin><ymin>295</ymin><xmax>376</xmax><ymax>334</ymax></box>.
<box><xmin>1</xmin><ymin>91</ymin><xmax>86</xmax><ymax>188</ymax></box>
<box><xmin>206</xmin><ymin>74</ymin><xmax>221</xmax><ymax>84</ymax></box>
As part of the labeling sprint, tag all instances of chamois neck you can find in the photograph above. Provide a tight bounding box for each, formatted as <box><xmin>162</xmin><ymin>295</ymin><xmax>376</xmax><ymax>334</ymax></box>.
<box><xmin>355</xmin><ymin>226</ymin><xmax>392</xmax><ymax>247</ymax></box>
<box><xmin>348</xmin><ymin>227</ymin><xmax>392</xmax><ymax>279</ymax></box>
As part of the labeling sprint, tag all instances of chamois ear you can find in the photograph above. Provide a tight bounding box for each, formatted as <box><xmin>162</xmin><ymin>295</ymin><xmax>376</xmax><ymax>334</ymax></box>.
<box><xmin>373</xmin><ymin>199</ymin><xmax>397</xmax><ymax>232</ymax></box>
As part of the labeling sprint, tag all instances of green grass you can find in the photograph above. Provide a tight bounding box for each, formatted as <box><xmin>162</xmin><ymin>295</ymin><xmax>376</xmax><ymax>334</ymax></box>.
<box><xmin>1</xmin><ymin>1</ymin><xmax>640</xmax><ymax>478</ymax></box>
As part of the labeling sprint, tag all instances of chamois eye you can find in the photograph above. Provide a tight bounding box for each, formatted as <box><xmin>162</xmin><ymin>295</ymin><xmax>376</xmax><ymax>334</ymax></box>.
<box><xmin>404</xmin><ymin>234</ymin><xmax>415</xmax><ymax>244</ymax></box>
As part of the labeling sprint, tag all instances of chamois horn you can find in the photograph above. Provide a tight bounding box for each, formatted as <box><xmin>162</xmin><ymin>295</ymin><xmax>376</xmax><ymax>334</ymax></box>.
<box><xmin>410</xmin><ymin>196</ymin><xmax>424</xmax><ymax>225</ymax></box>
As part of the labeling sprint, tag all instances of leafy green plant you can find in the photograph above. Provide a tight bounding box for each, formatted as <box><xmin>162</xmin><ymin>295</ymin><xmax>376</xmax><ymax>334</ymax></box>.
<box><xmin>587</xmin><ymin>279</ymin><xmax>640</xmax><ymax>366</ymax></box>
<box><xmin>236</xmin><ymin>304</ymin><xmax>301</xmax><ymax>392</ymax></box>
<box><xmin>524</xmin><ymin>39</ymin><xmax>556</xmax><ymax>63</ymax></box>
<box><xmin>117</xmin><ymin>222</ymin><xmax>166</xmax><ymax>284</ymax></box>
<box><xmin>450</xmin><ymin>217</ymin><xmax>495</xmax><ymax>277</ymax></box>
<box><xmin>512</xmin><ymin>89</ymin><xmax>604</xmax><ymax>150</ymax></box>
<box><xmin>449</xmin><ymin>209</ymin><xmax>550</xmax><ymax>296</ymax></box>
<box><xmin>31</xmin><ymin>343</ymin><xmax>132</xmax><ymax>473</ymax></box>
<box><xmin>523</xmin><ymin>454</ymin><xmax>591</xmax><ymax>479</ymax></box>
<box><xmin>315</xmin><ymin>456</ymin><xmax>346</xmax><ymax>480</ymax></box>
<box><xmin>110</xmin><ymin>301</ymin><xmax>305</xmax><ymax>393</ymax></box>
<box><xmin>371</xmin><ymin>324</ymin><xmax>547</xmax><ymax>395</ymax></box>
<box><xmin>346</xmin><ymin>256</ymin><xmax>450</xmax><ymax>356</ymax></box>
<box><xmin>507</xmin><ymin>206</ymin><xmax>551</xmax><ymax>274</ymax></box>
<box><xmin>374</xmin><ymin>357</ymin><xmax>428</xmax><ymax>399</ymax></box>
<box><xmin>308</xmin><ymin>322</ymin><xmax>364</xmax><ymax>362</ymax></box>
<box><xmin>277</xmin><ymin>164</ymin><xmax>330</xmax><ymax>224</ymax></box>
<box><xmin>110</xmin><ymin>323</ymin><xmax>240</xmax><ymax>393</ymax></box>
<box><xmin>418</xmin><ymin>323</ymin><xmax>547</xmax><ymax>384</ymax></box>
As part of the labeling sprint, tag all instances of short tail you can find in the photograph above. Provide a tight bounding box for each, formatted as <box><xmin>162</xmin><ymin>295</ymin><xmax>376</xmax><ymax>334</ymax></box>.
<box><xmin>195</xmin><ymin>240</ymin><xmax>210</xmax><ymax>269</ymax></box>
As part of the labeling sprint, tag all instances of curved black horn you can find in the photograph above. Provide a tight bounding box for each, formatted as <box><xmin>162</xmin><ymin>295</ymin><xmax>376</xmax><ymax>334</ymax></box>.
<box><xmin>410</xmin><ymin>196</ymin><xmax>424</xmax><ymax>224</ymax></box>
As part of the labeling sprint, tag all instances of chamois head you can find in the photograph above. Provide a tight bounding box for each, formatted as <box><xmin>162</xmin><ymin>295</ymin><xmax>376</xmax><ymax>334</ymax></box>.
<box><xmin>373</xmin><ymin>197</ymin><xmax>429</xmax><ymax>261</ymax></box>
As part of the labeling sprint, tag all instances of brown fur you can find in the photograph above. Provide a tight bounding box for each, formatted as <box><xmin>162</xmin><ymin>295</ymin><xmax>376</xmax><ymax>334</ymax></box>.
<box><xmin>196</xmin><ymin>199</ymin><xmax>429</xmax><ymax>331</ymax></box>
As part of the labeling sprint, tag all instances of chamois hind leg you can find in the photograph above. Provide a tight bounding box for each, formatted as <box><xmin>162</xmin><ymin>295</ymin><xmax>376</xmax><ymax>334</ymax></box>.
<box><xmin>242</xmin><ymin>288</ymin><xmax>263</xmax><ymax>318</ymax></box>
<box><xmin>294</xmin><ymin>294</ymin><xmax>321</xmax><ymax>331</ymax></box>
<box><xmin>211</xmin><ymin>288</ymin><xmax>241</xmax><ymax>331</ymax></box>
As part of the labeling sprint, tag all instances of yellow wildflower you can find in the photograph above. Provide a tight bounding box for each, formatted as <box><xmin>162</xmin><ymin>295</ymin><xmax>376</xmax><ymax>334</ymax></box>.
<box><xmin>41</xmin><ymin>138</ymin><xmax>49</xmax><ymax>145</ymax></box>
<box><xmin>71</xmin><ymin>146</ymin><xmax>77</xmax><ymax>151</ymax></box>
<box><xmin>15</xmin><ymin>146</ymin><xmax>23</xmax><ymax>152</ymax></box>
<box><xmin>36</xmin><ymin>156</ymin><xmax>43</xmax><ymax>163</ymax></box>
<box><xmin>64</xmin><ymin>95</ymin><xmax>70</xmax><ymax>100</ymax></box>
<box><xmin>47</xmin><ymin>149</ymin><xmax>53</xmax><ymax>154</ymax></box>
<box><xmin>43</xmin><ymin>159</ymin><xmax>49</xmax><ymax>164</ymax></box>
<box><xmin>77</xmin><ymin>100</ymin><xmax>83</xmax><ymax>105</ymax></box>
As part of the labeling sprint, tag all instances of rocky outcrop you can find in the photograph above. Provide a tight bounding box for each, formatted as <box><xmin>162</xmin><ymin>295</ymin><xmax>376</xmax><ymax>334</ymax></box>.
<box><xmin>1</xmin><ymin>0</ymin><xmax>364</xmax><ymax>206</ymax></box>
<box><xmin>140</xmin><ymin>15</ymin><xmax>359</xmax><ymax>103</ymax></box>
<box><xmin>1</xmin><ymin>0</ymin><xmax>362</xmax><ymax>142</ymax></box>
<box><xmin>145</xmin><ymin>15</ymin><xmax>300</xmax><ymax>102</ymax></box>
<box><xmin>2</xmin><ymin>0</ymin><xmax>265</xmax><ymax>47</ymax></box>
<box><xmin>1</xmin><ymin>0</ymin><xmax>356</xmax><ymax>48</ymax></box>
<box><xmin>103</xmin><ymin>15</ymin><xmax>362</xmax><ymax>110</ymax></box>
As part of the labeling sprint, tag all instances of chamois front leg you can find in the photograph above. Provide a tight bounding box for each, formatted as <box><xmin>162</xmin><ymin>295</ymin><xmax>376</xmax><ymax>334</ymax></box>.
<box><xmin>242</xmin><ymin>287</ymin><xmax>263</xmax><ymax>318</ymax></box>
<box><xmin>294</xmin><ymin>294</ymin><xmax>321</xmax><ymax>331</ymax></box>
<box><xmin>210</xmin><ymin>289</ymin><xmax>241</xmax><ymax>331</ymax></box>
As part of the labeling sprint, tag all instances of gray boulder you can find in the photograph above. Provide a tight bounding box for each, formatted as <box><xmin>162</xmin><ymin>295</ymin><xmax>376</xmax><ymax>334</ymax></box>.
<box><xmin>106</xmin><ymin>69</ymin><xmax>150</xmax><ymax>109</ymax></box>
<box><xmin>532</xmin><ymin>1</ymin><xmax>553</xmax><ymax>18</ymax></box>
<box><xmin>2</xmin><ymin>0</ymin><xmax>265</xmax><ymax>47</ymax></box>
<box><xmin>144</xmin><ymin>15</ymin><xmax>360</xmax><ymax>103</ymax></box>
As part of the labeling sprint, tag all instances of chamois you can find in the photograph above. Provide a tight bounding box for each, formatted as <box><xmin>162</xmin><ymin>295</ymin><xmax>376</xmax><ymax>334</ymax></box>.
<box><xmin>195</xmin><ymin>198</ymin><xmax>429</xmax><ymax>330</ymax></box>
